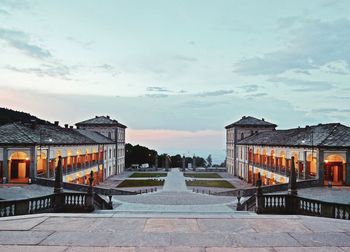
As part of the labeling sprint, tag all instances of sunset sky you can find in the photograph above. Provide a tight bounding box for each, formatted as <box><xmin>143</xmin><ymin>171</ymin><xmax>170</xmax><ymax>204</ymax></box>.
<box><xmin>1</xmin><ymin>0</ymin><xmax>350</xmax><ymax>163</ymax></box>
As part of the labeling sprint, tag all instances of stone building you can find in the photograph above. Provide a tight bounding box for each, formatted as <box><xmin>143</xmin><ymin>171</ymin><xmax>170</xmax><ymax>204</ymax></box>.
<box><xmin>226</xmin><ymin>117</ymin><xmax>350</xmax><ymax>186</ymax></box>
<box><xmin>225</xmin><ymin>116</ymin><xmax>276</xmax><ymax>176</ymax></box>
<box><xmin>0</xmin><ymin>119</ymin><xmax>122</xmax><ymax>184</ymax></box>
<box><xmin>76</xmin><ymin>115</ymin><xmax>126</xmax><ymax>175</ymax></box>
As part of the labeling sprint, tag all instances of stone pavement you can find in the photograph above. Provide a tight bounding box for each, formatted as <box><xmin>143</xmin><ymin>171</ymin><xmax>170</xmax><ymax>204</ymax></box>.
<box><xmin>0</xmin><ymin>213</ymin><xmax>350</xmax><ymax>251</ymax></box>
<box><xmin>163</xmin><ymin>169</ymin><xmax>187</xmax><ymax>192</ymax></box>
<box><xmin>108</xmin><ymin>169</ymin><xmax>238</xmax><ymax>214</ymax></box>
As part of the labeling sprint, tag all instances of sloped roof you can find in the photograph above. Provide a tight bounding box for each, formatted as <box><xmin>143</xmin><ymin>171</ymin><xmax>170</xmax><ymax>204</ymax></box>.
<box><xmin>238</xmin><ymin>123</ymin><xmax>350</xmax><ymax>148</ymax></box>
<box><xmin>0</xmin><ymin>123</ymin><xmax>114</xmax><ymax>146</ymax></box>
<box><xmin>75</xmin><ymin>129</ymin><xmax>114</xmax><ymax>144</ymax></box>
<box><xmin>225</xmin><ymin>116</ymin><xmax>277</xmax><ymax>129</ymax></box>
<box><xmin>76</xmin><ymin>116</ymin><xmax>127</xmax><ymax>128</ymax></box>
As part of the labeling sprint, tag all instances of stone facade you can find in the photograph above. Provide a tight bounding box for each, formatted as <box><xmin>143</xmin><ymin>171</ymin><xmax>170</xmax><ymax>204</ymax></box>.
<box><xmin>76</xmin><ymin>115</ymin><xmax>127</xmax><ymax>175</ymax></box>
<box><xmin>226</xmin><ymin>117</ymin><xmax>350</xmax><ymax>186</ymax></box>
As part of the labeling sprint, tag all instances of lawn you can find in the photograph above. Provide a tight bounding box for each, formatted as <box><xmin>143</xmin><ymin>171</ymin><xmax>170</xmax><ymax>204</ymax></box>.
<box><xmin>186</xmin><ymin>180</ymin><xmax>234</xmax><ymax>188</ymax></box>
<box><xmin>117</xmin><ymin>179</ymin><xmax>165</xmax><ymax>187</ymax></box>
<box><xmin>184</xmin><ymin>173</ymin><xmax>222</xmax><ymax>178</ymax></box>
<box><xmin>129</xmin><ymin>172</ymin><xmax>167</xmax><ymax>178</ymax></box>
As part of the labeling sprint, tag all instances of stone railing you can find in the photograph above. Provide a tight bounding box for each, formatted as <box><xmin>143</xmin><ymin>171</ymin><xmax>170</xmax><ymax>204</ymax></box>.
<box><xmin>256</xmin><ymin>193</ymin><xmax>350</xmax><ymax>220</ymax></box>
<box><xmin>0</xmin><ymin>192</ymin><xmax>95</xmax><ymax>218</ymax></box>
<box><xmin>212</xmin><ymin>179</ymin><xmax>320</xmax><ymax>197</ymax></box>
<box><xmin>34</xmin><ymin>177</ymin><xmax>137</xmax><ymax>196</ymax></box>
<box><xmin>236</xmin><ymin>194</ymin><xmax>256</xmax><ymax>211</ymax></box>
<box><xmin>253</xmin><ymin>156</ymin><xmax>350</xmax><ymax>220</ymax></box>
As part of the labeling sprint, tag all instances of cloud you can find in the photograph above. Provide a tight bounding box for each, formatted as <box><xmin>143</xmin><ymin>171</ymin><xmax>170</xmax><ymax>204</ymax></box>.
<box><xmin>5</xmin><ymin>64</ymin><xmax>71</xmax><ymax>79</ymax></box>
<box><xmin>268</xmin><ymin>77</ymin><xmax>334</xmax><ymax>92</ymax></box>
<box><xmin>96</xmin><ymin>64</ymin><xmax>119</xmax><ymax>77</ymax></box>
<box><xmin>234</xmin><ymin>19</ymin><xmax>350</xmax><ymax>75</ymax></box>
<box><xmin>240</xmin><ymin>84</ymin><xmax>259</xmax><ymax>93</ymax></box>
<box><xmin>197</xmin><ymin>90</ymin><xmax>235</xmax><ymax>97</ymax></box>
<box><xmin>0</xmin><ymin>28</ymin><xmax>51</xmax><ymax>59</ymax></box>
<box><xmin>0</xmin><ymin>9</ymin><xmax>9</xmax><ymax>15</ymax></box>
<box><xmin>311</xmin><ymin>108</ymin><xmax>350</xmax><ymax>113</ymax></box>
<box><xmin>146</xmin><ymin>86</ymin><xmax>171</xmax><ymax>92</ymax></box>
<box><xmin>246</xmin><ymin>92</ymin><xmax>268</xmax><ymax>98</ymax></box>
<box><xmin>173</xmin><ymin>55</ymin><xmax>198</xmax><ymax>62</ymax></box>
<box><xmin>144</xmin><ymin>93</ymin><xmax>168</xmax><ymax>98</ymax></box>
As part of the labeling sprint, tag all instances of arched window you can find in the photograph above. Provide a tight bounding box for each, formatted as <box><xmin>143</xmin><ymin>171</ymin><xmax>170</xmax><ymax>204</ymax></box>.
<box><xmin>108</xmin><ymin>132</ymin><xmax>112</xmax><ymax>139</ymax></box>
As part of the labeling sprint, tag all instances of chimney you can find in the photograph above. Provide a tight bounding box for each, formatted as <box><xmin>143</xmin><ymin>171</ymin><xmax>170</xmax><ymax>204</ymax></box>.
<box><xmin>95</xmin><ymin>116</ymin><xmax>98</xmax><ymax>118</ymax></box>
<box><xmin>262</xmin><ymin>118</ymin><xmax>265</xmax><ymax>121</ymax></box>
<box><xmin>30</xmin><ymin>119</ymin><xmax>37</xmax><ymax>129</ymax></box>
<box><xmin>70</xmin><ymin>126</ymin><xmax>73</xmax><ymax>129</ymax></box>
<box><xmin>106</xmin><ymin>115</ymin><xmax>110</xmax><ymax>119</ymax></box>
<box><xmin>54</xmin><ymin>121</ymin><xmax>59</xmax><ymax>126</ymax></box>
<box><xmin>64</xmin><ymin>124</ymin><xmax>68</xmax><ymax>129</ymax></box>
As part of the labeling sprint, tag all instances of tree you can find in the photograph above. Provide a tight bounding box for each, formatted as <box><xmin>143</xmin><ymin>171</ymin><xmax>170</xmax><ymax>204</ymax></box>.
<box><xmin>206</xmin><ymin>154</ymin><xmax>212</xmax><ymax>167</ymax></box>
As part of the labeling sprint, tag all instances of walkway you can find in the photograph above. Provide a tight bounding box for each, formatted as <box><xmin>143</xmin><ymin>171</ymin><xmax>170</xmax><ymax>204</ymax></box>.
<box><xmin>108</xmin><ymin>169</ymin><xmax>239</xmax><ymax>215</ymax></box>
<box><xmin>1</xmin><ymin>213</ymin><xmax>350</xmax><ymax>251</ymax></box>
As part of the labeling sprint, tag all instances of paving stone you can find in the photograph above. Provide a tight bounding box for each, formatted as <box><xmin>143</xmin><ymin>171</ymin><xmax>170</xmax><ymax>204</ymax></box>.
<box><xmin>246</xmin><ymin>218</ymin><xmax>311</xmax><ymax>233</ymax></box>
<box><xmin>274</xmin><ymin>247</ymin><xmax>344</xmax><ymax>252</ymax></box>
<box><xmin>166</xmin><ymin>247</ymin><xmax>205</xmax><ymax>252</ymax></box>
<box><xmin>144</xmin><ymin>219</ymin><xmax>199</xmax><ymax>233</ymax></box>
<box><xmin>41</xmin><ymin>231</ymin><xmax>115</xmax><ymax>246</ymax></box>
<box><xmin>289</xmin><ymin>232</ymin><xmax>350</xmax><ymax>247</ymax></box>
<box><xmin>197</xmin><ymin>219</ymin><xmax>255</xmax><ymax>233</ymax></box>
<box><xmin>206</xmin><ymin>248</ymin><xmax>274</xmax><ymax>252</ymax></box>
<box><xmin>89</xmin><ymin>218</ymin><xmax>146</xmax><ymax>232</ymax></box>
<box><xmin>0</xmin><ymin>231</ymin><xmax>53</xmax><ymax>245</ymax></box>
<box><xmin>171</xmin><ymin>233</ymin><xmax>234</xmax><ymax>247</ymax></box>
<box><xmin>67</xmin><ymin>247</ymin><xmax>136</xmax><ymax>252</ymax></box>
<box><xmin>0</xmin><ymin>216</ymin><xmax>48</xmax><ymax>231</ymax></box>
<box><xmin>340</xmin><ymin>247</ymin><xmax>350</xmax><ymax>252</ymax></box>
<box><xmin>136</xmin><ymin>247</ymin><xmax>165</xmax><ymax>252</ymax></box>
<box><xmin>299</xmin><ymin>216</ymin><xmax>350</xmax><ymax>232</ymax></box>
<box><xmin>234</xmin><ymin>233</ymin><xmax>301</xmax><ymax>247</ymax></box>
<box><xmin>33</xmin><ymin>217</ymin><xmax>98</xmax><ymax>231</ymax></box>
<box><xmin>0</xmin><ymin>245</ymin><xmax>67</xmax><ymax>252</ymax></box>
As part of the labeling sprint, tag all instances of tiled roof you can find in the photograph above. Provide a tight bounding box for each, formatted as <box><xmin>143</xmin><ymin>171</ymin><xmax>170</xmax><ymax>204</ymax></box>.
<box><xmin>75</xmin><ymin>129</ymin><xmax>114</xmax><ymax>144</ymax></box>
<box><xmin>225</xmin><ymin>116</ymin><xmax>277</xmax><ymax>129</ymax></box>
<box><xmin>0</xmin><ymin>123</ymin><xmax>114</xmax><ymax>145</ymax></box>
<box><xmin>76</xmin><ymin>116</ymin><xmax>127</xmax><ymax>128</ymax></box>
<box><xmin>238</xmin><ymin>123</ymin><xmax>350</xmax><ymax>148</ymax></box>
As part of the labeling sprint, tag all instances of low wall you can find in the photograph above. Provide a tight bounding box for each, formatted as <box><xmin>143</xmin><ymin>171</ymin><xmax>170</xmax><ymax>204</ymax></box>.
<box><xmin>213</xmin><ymin>179</ymin><xmax>320</xmax><ymax>197</ymax></box>
<box><xmin>34</xmin><ymin>177</ymin><xmax>137</xmax><ymax>196</ymax></box>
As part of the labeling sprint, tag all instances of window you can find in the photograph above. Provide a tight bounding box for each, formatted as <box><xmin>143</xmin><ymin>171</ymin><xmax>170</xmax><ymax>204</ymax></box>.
<box><xmin>108</xmin><ymin>132</ymin><xmax>112</xmax><ymax>139</ymax></box>
<box><xmin>241</xmin><ymin>132</ymin><xmax>244</xmax><ymax>140</ymax></box>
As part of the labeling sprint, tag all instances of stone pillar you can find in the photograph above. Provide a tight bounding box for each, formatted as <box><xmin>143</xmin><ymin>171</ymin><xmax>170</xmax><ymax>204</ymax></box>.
<box><xmin>255</xmin><ymin>172</ymin><xmax>264</xmax><ymax>214</ymax></box>
<box><xmin>288</xmin><ymin>156</ymin><xmax>297</xmax><ymax>196</ymax></box>
<box><xmin>30</xmin><ymin>146</ymin><xmax>36</xmax><ymax>180</ymax></box>
<box><xmin>318</xmin><ymin>150</ymin><xmax>325</xmax><ymax>186</ymax></box>
<box><xmin>192</xmin><ymin>156</ymin><xmax>196</xmax><ymax>171</ymax></box>
<box><xmin>3</xmin><ymin>148</ymin><xmax>8</xmax><ymax>183</ymax></box>
<box><xmin>155</xmin><ymin>155</ymin><xmax>158</xmax><ymax>171</ymax></box>
<box><xmin>182</xmin><ymin>156</ymin><xmax>186</xmax><ymax>172</ymax></box>
<box><xmin>46</xmin><ymin>147</ymin><xmax>50</xmax><ymax>179</ymax></box>
<box><xmin>346</xmin><ymin>149</ymin><xmax>350</xmax><ymax>186</ymax></box>
<box><xmin>54</xmin><ymin>156</ymin><xmax>63</xmax><ymax>194</ymax></box>
<box><xmin>303</xmin><ymin>151</ymin><xmax>307</xmax><ymax>179</ymax></box>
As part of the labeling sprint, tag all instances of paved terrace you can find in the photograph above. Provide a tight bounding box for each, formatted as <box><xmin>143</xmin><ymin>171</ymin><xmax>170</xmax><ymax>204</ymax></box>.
<box><xmin>0</xmin><ymin>214</ymin><xmax>350</xmax><ymax>251</ymax></box>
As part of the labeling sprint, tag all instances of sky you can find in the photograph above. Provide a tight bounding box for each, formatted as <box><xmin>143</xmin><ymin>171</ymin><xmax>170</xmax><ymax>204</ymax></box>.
<box><xmin>0</xmin><ymin>0</ymin><xmax>350</xmax><ymax>163</ymax></box>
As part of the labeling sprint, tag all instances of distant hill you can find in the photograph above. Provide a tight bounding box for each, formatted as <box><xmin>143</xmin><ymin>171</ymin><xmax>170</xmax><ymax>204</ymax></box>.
<box><xmin>0</xmin><ymin>107</ymin><xmax>50</xmax><ymax>126</ymax></box>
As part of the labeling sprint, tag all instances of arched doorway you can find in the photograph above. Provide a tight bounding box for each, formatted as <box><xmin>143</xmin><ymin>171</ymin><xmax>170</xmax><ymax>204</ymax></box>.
<box><xmin>9</xmin><ymin>152</ymin><xmax>30</xmax><ymax>183</ymax></box>
<box><xmin>324</xmin><ymin>154</ymin><xmax>345</xmax><ymax>185</ymax></box>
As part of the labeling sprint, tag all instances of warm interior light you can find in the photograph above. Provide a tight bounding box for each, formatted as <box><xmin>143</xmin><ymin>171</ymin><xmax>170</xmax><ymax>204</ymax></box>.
<box><xmin>25</xmin><ymin>157</ymin><xmax>30</xmax><ymax>161</ymax></box>
<box><xmin>324</xmin><ymin>159</ymin><xmax>329</xmax><ymax>163</ymax></box>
